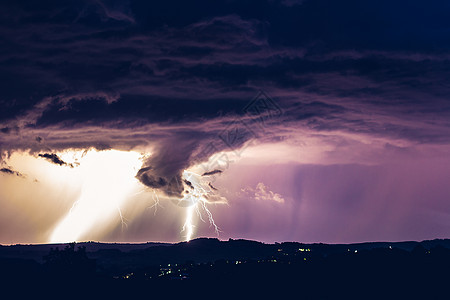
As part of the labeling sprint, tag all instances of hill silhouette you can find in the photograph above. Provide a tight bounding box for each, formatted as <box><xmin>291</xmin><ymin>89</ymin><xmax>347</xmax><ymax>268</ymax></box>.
<box><xmin>1</xmin><ymin>238</ymin><xmax>450</xmax><ymax>299</ymax></box>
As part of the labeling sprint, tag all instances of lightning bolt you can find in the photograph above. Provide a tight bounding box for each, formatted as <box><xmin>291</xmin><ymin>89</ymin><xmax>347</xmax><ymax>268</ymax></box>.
<box><xmin>200</xmin><ymin>200</ymin><xmax>220</xmax><ymax>235</ymax></box>
<box><xmin>179</xmin><ymin>170</ymin><xmax>225</xmax><ymax>241</ymax></box>
<box><xmin>117</xmin><ymin>205</ymin><xmax>128</xmax><ymax>231</ymax></box>
<box><xmin>69</xmin><ymin>200</ymin><xmax>79</xmax><ymax>214</ymax></box>
<box><xmin>182</xmin><ymin>206</ymin><xmax>195</xmax><ymax>241</ymax></box>
<box><xmin>147</xmin><ymin>189</ymin><xmax>163</xmax><ymax>215</ymax></box>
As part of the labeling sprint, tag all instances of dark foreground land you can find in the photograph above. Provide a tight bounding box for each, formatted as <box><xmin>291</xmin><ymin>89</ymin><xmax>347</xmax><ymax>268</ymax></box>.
<box><xmin>1</xmin><ymin>238</ymin><xmax>450</xmax><ymax>299</ymax></box>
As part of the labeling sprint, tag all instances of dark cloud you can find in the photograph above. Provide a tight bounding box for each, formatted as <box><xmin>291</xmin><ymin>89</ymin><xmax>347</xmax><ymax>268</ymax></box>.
<box><xmin>38</xmin><ymin>153</ymin><xmax>73</xmax><ymax>167</ymax></box>
<box><xmin>1</xmin><ymin>0</ymin><xmax>449</xmax><ymax>127</ymax></box>
<box><xmin>134</xmin><ymin>131</ymin><xmax>226</xmax><ymax>197</ymax></box>
<box><xmin>202</xmin><ymin>170</ymin><xmax>223</xmax><ymax>176</ymax></box>
<box><xmin>34</xmin><ymin>94</ymin><xmax>248</xmax><ymax>127</ymax></box>
<box><xmin>0</xmin><ymin>128</ymin><xmax>10</xmax><ymax>134</ymax></box>
<box><xmin>183</xmin><ymin>179</ymin><xmax>194</xmax><ymax>190</ymax></box>
<box><xmin>0</xmin><ymin>126</ymin><xmax>19</xmax><ymax>135</ymax></box>
<box><xmin>0</xmin><ymin>0</ymin><xmax>449</xmax><ymax>190</ymax></box>
<box><xmin>0</xmin><ymin>167</ymin><xmax>24</xmax><ymax>178</ymax></box>
<box><xmin>136</xmin><ymin>166</ymin><xmax>152</xmax><ymax>177</ymax></box>
<box><xmin>137</xmin><ymin>173</ymin><xmax>167</xmax><ymax>188</ymax></box>
<box><xmin>208</xmin><ymin>182</ymin><xmax>218</xmax><ymax>191</ymax></box>
<box><xmin>0</xmin><ymin>168</ymin><xmax>15</xmax><ymax>175</ymax></box>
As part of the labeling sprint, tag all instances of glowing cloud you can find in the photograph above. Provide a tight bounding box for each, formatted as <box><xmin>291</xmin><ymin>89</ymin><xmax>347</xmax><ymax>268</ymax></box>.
<box><xmin>50</xmin><ymin>149</ymin><xmax>142</xmax><ymax>243</ymax></box>
<box><xmin>241</xmin><ymin>182</ymin><xmax>285</xmax><ymax>204</ymax></box>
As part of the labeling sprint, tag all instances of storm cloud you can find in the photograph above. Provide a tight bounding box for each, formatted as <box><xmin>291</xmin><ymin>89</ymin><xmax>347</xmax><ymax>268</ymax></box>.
<box><xmin>1</xmin><ymin>0</ymin><xmax>450</xmax><ymax>154</ymax></box>
<box><xmin>202</xmin><ymin>170</ymin><xmax>223</xmax><ymax>176</ymax></box>
<box><xmin>38</xmin><ymin>153</ymin><xmax>73</xmax><ymax>167</ymax></box>
<box><xmin>0</xmin><ymin>167</ymin><xmax>24</xmax><ymax>178</ymax></box>
<box><xmin>0</xmin><ymin>0</ymin><xmax>450</xmax><ymax>243</ymax></box>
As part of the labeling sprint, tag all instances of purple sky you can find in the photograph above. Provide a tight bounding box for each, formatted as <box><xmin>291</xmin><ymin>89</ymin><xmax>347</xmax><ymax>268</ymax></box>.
<box><xmin>1</xmin><ymin>0</ymin><xmax>450</xmax><ymax>244</ymax></box>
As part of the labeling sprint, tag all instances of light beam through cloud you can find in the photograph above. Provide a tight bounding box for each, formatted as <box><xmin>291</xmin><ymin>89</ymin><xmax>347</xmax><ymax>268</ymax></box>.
<box><xmin>50</xmin><ymin>149</ymin><xmax>142</xmax><ymax>243</ymax></box>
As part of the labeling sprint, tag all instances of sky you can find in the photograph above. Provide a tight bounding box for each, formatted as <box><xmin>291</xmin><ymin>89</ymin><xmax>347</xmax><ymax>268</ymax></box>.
<box><xmin>1</xmin><ymin>0</ymin><xmax>450</xmax><ymax>244</ymax></box>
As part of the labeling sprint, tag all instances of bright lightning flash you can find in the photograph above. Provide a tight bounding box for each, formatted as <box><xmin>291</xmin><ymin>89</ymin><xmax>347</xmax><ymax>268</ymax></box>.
<box><xmin>50</xmin><ymin>149</ymin><xmax>142</xmax><ymax>243</ymax></box>
<box><xmin>178</xmin><ymin>170</ymin><xmax>226</xmax><ymax>241</ymax></box>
